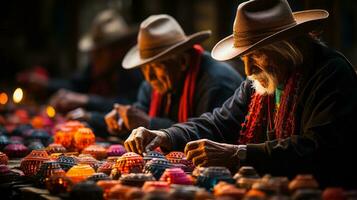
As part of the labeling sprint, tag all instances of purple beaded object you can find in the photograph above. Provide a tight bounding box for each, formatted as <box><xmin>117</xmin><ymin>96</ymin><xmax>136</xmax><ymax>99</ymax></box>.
<box><xmin>3</xmin><ymin>143</ymin><xmax>29</xmax><ymax>158</ymax></box>
<box><xmin>107</xmin><ymin>144</ymin><xmax>126</xmax><ymax>157</ymax></box>
<box><xmin>20</xmin><ymin>149</ymin><xmax>50</xmax><ymax>176</ymax></box>
<box><xmin>35</xmin><ymin>161</ymin><xmax>66</xmax><ymax>186</ymax></box>
<box><xmin>160</xmin><ymin>168</ymin><xmax>193</xmax><ymax>185</ymax></box>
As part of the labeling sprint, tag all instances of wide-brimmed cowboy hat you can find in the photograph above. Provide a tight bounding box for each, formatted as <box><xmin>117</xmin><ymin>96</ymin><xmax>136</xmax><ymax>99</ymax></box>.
<box><xmin>79</xmin><ymin>9</ymin><xmax>137</xmax><ymax>52</ymax></box>
<box><xmin>211</xmin><ymin>0</ymin><xmax>329</xmax><ymax>61</ymax></box>
<box><xmin>122</xmin><ymin>14</ymin><xmax>211</xmax><ymax>69</ymax></box>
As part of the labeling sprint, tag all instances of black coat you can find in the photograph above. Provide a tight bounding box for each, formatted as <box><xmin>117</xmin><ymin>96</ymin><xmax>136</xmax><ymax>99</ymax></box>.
<box><xmin>134</xmin><ymin>52</ymin><xmax>243</xmax><ymax>129</ymax></box>
<box><xmin>163</xmin><ymin>43</ymin><xmax>357</xmax><ymax>188</ymax></box>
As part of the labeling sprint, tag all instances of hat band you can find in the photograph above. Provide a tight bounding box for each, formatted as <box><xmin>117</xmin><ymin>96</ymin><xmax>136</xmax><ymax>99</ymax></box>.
<box><xmin>233</xmin><ymin>21</ymin><xmax>297</xmax><ymax>47</ymax></box>
<box><xmin>139</xmin><ymin>39</ymin><xmax>185</xmax><ymax>59</ymax></box>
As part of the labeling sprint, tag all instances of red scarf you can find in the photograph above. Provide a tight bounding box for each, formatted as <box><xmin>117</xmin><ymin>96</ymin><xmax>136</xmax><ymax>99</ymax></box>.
<box><xmin>149</xmin><ymin>45</ymin><xmax>204</xmax><ymax>122</ymax></box>
<box><xmin>239</xmin><ymin>71</ymin><xmax>302</xmax><ymax>144</ymax></box>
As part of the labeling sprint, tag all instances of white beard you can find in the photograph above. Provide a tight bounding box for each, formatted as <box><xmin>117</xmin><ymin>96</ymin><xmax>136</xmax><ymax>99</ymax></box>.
<box><xmin>248</xmin><ymin>72</ymin><xmax>278</xmax><ymax>95</ymax></box>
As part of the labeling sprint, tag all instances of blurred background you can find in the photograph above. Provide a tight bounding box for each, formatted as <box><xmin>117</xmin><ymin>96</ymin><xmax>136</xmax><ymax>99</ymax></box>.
<box><xmin>1</xmin><ymin>0</ymin><xmax>356</xmax><ymax>91</ymax></box>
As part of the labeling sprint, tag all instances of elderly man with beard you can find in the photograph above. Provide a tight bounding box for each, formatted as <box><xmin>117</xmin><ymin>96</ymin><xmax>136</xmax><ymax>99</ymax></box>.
<box><xmin>124</xmin><ymin>0</ymin><xmax>357</xmax><ymax>187</ymax></box>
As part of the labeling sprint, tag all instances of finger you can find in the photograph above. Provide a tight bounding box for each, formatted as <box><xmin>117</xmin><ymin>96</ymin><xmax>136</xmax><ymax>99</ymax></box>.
<box><xmin>185</xmin><ymin>148</ymin><xmax>202</xmax><ymax>161</ymax></box>
<box><xmin>198</xmin><ymin>159</ymin><xmax>208</xmax><ymax>167</ymax></box>
<box><xmin>192</xmin><ymin>154</ymin><xmax>207</xmax><ymax>167</ymax></box>
<box><xmin>145</xmin><ymin>136</ymin><xmax>161</xmax><ymax>153</ymax></box>
<box><xmin>134</xmin><ymin>136</ymin><xmax>144</xmax><ymax>155</ymax></box>
<box><xmin>184</xmin><ymin>141</ymin><xmax>200</xmax><ymax>155</ymax></box>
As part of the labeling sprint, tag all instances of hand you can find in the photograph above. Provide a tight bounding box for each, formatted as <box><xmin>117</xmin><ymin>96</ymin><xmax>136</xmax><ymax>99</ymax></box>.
<box><xmin>124</xmin><ymin>127</ymin><xmax>171</xmax><ymax>154</ymax></box>
<box><xmin>184</xmin><ymin>139</ymin><xmax>240</xmax><ymax>168</ymax></box>
<box><xmin>49</xmin><ymin>89</ymin><xmax>89</xmax><ymax>113</ymax></box>
<box><xmin>66</xmin><ymin>108</ymin><xmax>90</xmax><ymax>121</ymax></box>
<box><xmin>105</xmin><ymin>108</ymin><xmax>125</xmax><ymax>135</ymax></box>
<box><xmin>115</xmin><ymin>104</ymin><xmax>150</xmax><ymax>130</ymax></box>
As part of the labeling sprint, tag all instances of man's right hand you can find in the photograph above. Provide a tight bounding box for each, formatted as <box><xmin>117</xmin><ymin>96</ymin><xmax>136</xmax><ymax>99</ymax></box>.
<box><xmin>124</xmin><ymin>127</ymin><xmax>171</xmax><ymax>154</ymax></box>
<box><xmin>105</xmin><ymin>108</ymin><xmax>123</xmax><ymax>134</ymax></box>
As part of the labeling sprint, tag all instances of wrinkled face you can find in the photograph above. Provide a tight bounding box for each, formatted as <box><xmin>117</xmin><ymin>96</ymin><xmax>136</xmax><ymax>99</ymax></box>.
<box><xmin>242</xmin><ymin>51</ymin><xmax>289</xmax><ymax>95</ymax></box>
<box><xmin>141</xmin><ymin>55</ymin><xmax>185</xmax><ymax>94</ymax></box>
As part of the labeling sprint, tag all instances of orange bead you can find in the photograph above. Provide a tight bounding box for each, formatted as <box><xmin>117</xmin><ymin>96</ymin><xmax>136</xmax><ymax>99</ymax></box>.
<box><xmin>73</xmin><ymin>128</ymin><xmax>95</xmax><ymax>151</ymax></box>
<box><xmin>66</xmin><ymin>164</ymin><xmax>95</xmax><ymax>184</ymax></box>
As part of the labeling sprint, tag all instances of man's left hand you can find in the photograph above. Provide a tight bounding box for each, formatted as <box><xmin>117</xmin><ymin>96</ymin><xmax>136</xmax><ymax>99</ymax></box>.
<box><xmin>184</xmin><ymin>139</ymin><xmax>240</xmax><ymax>168</ymax></box>
<box><xmin>115</xmin><ymin>104</ymin><xmax>150</xmax><ymax>130</ymax></box>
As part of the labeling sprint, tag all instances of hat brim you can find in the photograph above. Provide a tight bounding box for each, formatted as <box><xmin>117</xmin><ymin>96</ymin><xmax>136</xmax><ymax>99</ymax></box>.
<box><xmin>211</xmin><ymin>9</ymin><xmax>329</xmax><ymax>61</ymax></box>
<box><xmin>122</xmin><ymin>30</ymin><xmax>211</xmax><ymax>69</ymax></box>
<box><xmin>79</xmin><ymin>25</ymin><xmax>139</xmax><ymax>52</ymax></box>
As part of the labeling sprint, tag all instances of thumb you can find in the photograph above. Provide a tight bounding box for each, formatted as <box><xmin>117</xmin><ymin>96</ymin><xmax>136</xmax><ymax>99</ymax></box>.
<box><xmin>145</xmin><ymin>136</ymin><xmax>161</xmax><ymax>152</ymax></box>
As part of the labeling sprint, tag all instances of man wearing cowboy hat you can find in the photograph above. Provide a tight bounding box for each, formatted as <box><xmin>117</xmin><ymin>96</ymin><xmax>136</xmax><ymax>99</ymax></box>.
<box><xmin>105</xmin><ymin>14</ymin><xmax>242</xmax><ymax>140</ymax></box>
<box><xmin>44</xmin><ymin>9</ymin><xmax>143</xmax><ymax>135</ymax></box>
<box><xmin>125</xmin><ymin>0</ymin><xmax>357</xmax><ymax>187</ymax></box>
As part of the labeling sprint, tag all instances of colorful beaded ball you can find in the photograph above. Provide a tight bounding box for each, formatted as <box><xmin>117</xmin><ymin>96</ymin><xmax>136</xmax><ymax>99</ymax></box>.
<box><xmin>46</xmin><ymin>143</ymin><xmax>67</xmax><ymax>154</ymax></box>
<box><xmin>73</xmin><ymin>127</ymin><xmax>95</xmax><ymax>151</ymax></box>
<box><xmin>165</xmin><ymin>151</ymin><xmax>194</xmax><ymax>172</ymax></box>
<box><xmin>66</xmin><ymin>164</ymin><xmax>95</xmax><ymax>184</ymax></box>
<box><xmin>143</xmin><ymin>158</ymin><xmax>172</xmax><ymax>180</ymax></box>
<box><xmin>3</xmin><ymin>143</ymin><xmax>29</xmax><ymax>158</ymax></box>
<box><xmin>20</xmin><ymin>149</ymin><xmax>50</xmax><ymax>176</ymax></box>
<box><xmin>143</xmin><ymin>151</ymin><xmax>165</xmax><ymax>164</ymax></box>
<box><xmin>97</xmin><ymin>156</ymin><xmax>118</xmax><ymax>175</ymax></box>
<box><xmin>142</xmin><ymin>181</ymin><xmax>170</xmax><ymax>193</ymax></box>
<box><xmin>87</xmin><ymin>172</ymin><xmax>111</xmax><ymax>182</ymax></box>
<box><xmin>106</xmin><ymin>144</ymin><xmax>126</xmax><ymax>157</ymax></box>
<box><xmin>114</xmin><ymin>152</ymin><xmax>143</xmax><ymax>174</ymax></box>
<box><xmin>27</xmin><ymin>140</ymin><xmax>45</xmax><ymax>151</ymax></box>
<box><xmin>35</xmin><ymin>160</ymin><xmax>66</xmax><ymax>186</ymax></box>
<box><xmin>56</xmin><ymin>155</ymin><xmax>78</xmax><ymax>172</ymax></box>
<box><xmin>78</xmin><ymin>154</ymin><xmax>99</xmax><ymax>170</ymax></box>
<box><xmin>196</xmin><ymin>166</ymin><xmax>234</xmax><ymax>191</ymax></box>
<box><xmin>160</xmin><ymin>168</ymin><xmax>193</xmax><ymax>185</ymax></box>
<box><xmin>82</xmin><ymin>144</ymin><xmax>107</xmax><ymax>160</ymax></box>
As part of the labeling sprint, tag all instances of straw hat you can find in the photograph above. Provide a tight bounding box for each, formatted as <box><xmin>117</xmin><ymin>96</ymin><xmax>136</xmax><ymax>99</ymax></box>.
<box><xmin>211</xmin><ymin>0</ymin><xmax>329</xmax><ymax>61</ymax></box>
<box><xmin>122</xmin><ymin>14</ymin><xmax>211</xmax><ymax>69</ymax></box>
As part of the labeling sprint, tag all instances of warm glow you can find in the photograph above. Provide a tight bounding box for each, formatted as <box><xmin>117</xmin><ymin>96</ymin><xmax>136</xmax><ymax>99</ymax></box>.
<box><xmin>0</xmin><ymin>92</ymin><xmax>8</xmax><ymax>105</ymax></box>
<box><xmin>13</xmin><ymin>88</ymin><xmax>23</xmax><ymax>103</ymax></box>
<box><xmin>46</xmin><ymin>106</ymin><xmax>56</xmax><ymax>118</ymax></box>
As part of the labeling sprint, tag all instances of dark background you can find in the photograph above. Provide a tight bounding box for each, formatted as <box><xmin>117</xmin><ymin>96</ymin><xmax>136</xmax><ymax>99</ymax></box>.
<box><xmin>0</xmin><ymin>0</ymin><xmax>356</xmax><ymax>88</ymax></box>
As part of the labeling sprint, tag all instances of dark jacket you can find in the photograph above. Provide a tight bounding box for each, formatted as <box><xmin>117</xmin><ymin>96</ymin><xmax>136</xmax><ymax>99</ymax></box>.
<box><xmin>163</xmin><ymin>43</ymin><xmax>357</xmax><ymax>188</ymax></box>
<box><xmin>134</xmin><ymin>52</ymin><xmax>243</xmax><ymax>130</ymax></box>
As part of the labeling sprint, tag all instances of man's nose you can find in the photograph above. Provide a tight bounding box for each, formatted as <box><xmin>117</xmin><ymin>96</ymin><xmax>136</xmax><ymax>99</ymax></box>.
<box><xmin>243</xmin><ymin>57</ymin><xmax>253</xmax><ymax>76</ymax></box>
